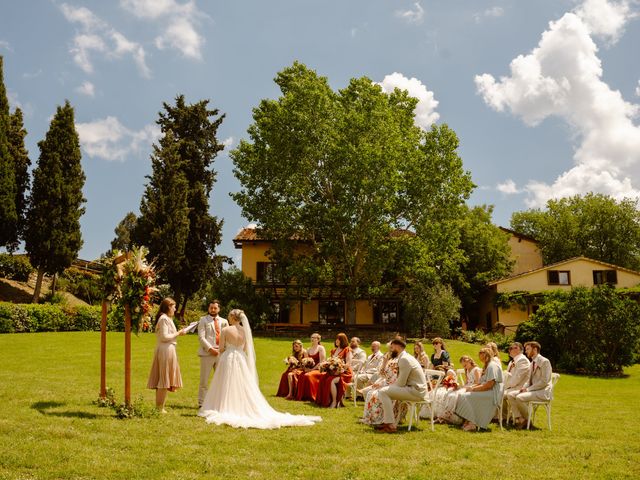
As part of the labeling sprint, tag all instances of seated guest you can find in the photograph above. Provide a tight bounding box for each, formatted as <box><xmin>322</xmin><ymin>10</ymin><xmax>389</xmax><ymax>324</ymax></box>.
<box><xmin>460</xmin><ymin>355</ymin><xmax>483</xmax><ymax>386</ymax></box>
<box><xmin>507</xmin><ymin>341</ymin><xmax>552</xmax><ymax>429</ymax></box>
<box><xmin>360</xmin><ymin>345</ymin><xmax>407</xmax><ymax>426</ymax></box>
<box><xmin>276</xmin><ymin>339</ymin><xmax>307</xmax><ymax>399</ymax></box>
<box><xmin>350</xmin><ymin>337</ymin><xmax>367</xmax><ymax>372</ymax></box>
<box><xmin>375</xmin><ymin>337</ymin><xmax>428</xmax><ymax>433</ymax></box>
<box><xmin>413</xmin><ymin>341</ymin><xmax>432</xmax><ymax>370</ymax></box>
<box><xmin>455</xmin><ymin>347</ymin><xmax>504</xmax><ymax>431</ymax></box>
<box><xmin>295</xmin><ymin>333</ymin><xmax>326</xmax><ymax>402</ymax></box>
<box><xmin>432</xmin><ymin>356</ymin><xmax>482</xmax><ymax>424</ymax></box>
<box><xmin>316</xmin><ymin>333</ymin><xmax>353</xmax><ymax>408</ymax></box>
<box><xmin>431</xmin><ymin>337</ymin><xmax>451</xmax><ymax>370</ymax></box>
<box><xmin>502</xmin><ymin>342</ymin><xmax>530</xmax><ymax>420</ymax></box>
<box><xmin>354</xmin><ymin>341</ymin><xmax>384</xmax><ymax>392</ymax></box>
<box><xmin>485</xmin><ymin>342</ymin><xmax>502</xmax><ymax>367</ymax></box>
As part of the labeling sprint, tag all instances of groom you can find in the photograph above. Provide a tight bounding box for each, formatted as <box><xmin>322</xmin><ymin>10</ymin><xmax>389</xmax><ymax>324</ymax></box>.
<box><xmin>197</xmin><ymin>300</ymin><xmax>228</xmax><ymax>407</ymax></box>
<box><xmin>376</xmin><ymin>337</ymin><xmax>428</xmax><ymax>433</ymax></box>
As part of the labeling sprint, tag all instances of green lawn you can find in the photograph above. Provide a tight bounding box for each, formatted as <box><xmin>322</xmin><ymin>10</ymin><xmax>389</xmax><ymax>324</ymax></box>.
<box><xmin>0</xmin><ymin>332</ymin><xmax>639</xmax><ymax>480</ymax></box>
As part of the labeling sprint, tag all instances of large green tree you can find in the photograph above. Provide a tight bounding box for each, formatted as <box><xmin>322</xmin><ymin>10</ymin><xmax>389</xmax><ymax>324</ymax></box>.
<box><xmin>135</xmin><ymin>96</ymin><xmax>225</xmax><ymax>317</ymax></box>
<box><xmin>232</xmin><ymin>62</ymin><xmax>474</xmax><ymax>323</ymax></box>
<box><xmin>25</xmin><ymin>101</ymin><xmax>85</xmax><ymax>302</ymax></box>
<box><xmin>109</xmin><ymin>211</ymin><xmax>138</xmax><ymax>253</ymax></box>
<box><xmin>7</xmin><ymin>108</ymin><xmax>31</xmax><ymax>251</ymax></box>
<box><xmin>0</xmin><ymin>55</ymin><xmax>19</xmax><ymax>251</ymax></box>
<box><xmin>511</xmin><ymin>193</ymin><xmax>640</xmax><ymax>270</ymax></box>
<box><xmin>453</xmin><ymin>205</ymin><xmax>513</xmax><ymax>317</ymax></box>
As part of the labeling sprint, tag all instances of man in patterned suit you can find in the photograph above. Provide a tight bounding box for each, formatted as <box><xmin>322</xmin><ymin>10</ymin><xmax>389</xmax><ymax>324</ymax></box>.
<box><xmin>197</xmin><ymin>300</ymin><xmax>228</xmax><ymax>407</ymax></box>
<box><xmin>507</xmin><ymin>341</ymin><xmax>552</xmax><ymax>428</ymax></box>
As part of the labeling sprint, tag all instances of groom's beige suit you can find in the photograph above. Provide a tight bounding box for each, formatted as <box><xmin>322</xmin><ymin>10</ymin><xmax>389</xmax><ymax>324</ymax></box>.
<box><xmin>377</xmin><ymin>350</ymin><xmax>428</xmax><ymax>425</ymax></box>
<box><xmin>197</xmin><ymin>314</ymin><xmax>228</xmax><ymax>406</ymax></box>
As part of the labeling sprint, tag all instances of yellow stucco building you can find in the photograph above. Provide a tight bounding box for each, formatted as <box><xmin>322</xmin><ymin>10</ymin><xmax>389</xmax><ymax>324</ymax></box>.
<box><xmin>233</xmin><ymin>227</ymin><xmax>401</xmax><ymax>327</ymax></box>
<box><xmin>475</xmin><ymin>250</ymin><xmax>640</xmax><ymax>334</ymax></box>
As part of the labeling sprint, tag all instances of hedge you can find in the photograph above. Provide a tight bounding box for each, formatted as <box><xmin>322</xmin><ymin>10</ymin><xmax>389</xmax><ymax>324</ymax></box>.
<box><xmin>0</xmin><ymin>254</ymin><xmax>34</xmax><ymax>282</ymax></box>
<box><xmin>0</xmin><ymin>302</ymin><xmax>123</xmax><ymax>333</ymax></box>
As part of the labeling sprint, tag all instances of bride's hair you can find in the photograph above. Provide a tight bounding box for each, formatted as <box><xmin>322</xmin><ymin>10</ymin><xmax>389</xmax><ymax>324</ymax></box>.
<box><xmin>229</xmin><ymin>309</ymin><xmax>247</xmax><ymax>326</ymax></box>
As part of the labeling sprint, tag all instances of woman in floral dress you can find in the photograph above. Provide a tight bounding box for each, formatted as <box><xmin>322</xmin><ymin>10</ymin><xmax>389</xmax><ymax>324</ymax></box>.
<box><xmin>360</xmin><ymin>351</ymin><xmax>408</xmax><ymax>425</ymax></box>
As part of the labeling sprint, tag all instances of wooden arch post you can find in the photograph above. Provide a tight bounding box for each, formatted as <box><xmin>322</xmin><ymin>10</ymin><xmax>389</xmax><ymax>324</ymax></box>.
<box><xmin>99</xmin><ymin>252</ymin><xmax>130</xmax><ymax>402</ymax></box>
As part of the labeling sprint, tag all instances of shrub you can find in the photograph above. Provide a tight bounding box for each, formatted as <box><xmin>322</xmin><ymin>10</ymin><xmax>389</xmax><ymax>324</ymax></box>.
<box><xmin>58</xmin><ymin>267</ymin><xmax>103</xmax><ymax>305</ymax></box>
<box><xmin>458</xmin><ymin>329</ymin><xmax>513</xmax><ymax>352</ymax></box>
<box><xmin>0</xmin><ymin>254</ymin><xmax>34</xmax><ymax>281</ymax></box>
<box><xmin>0</xmin><ymin>302</ymin><xmax>105</xmax><ymax>333</ymax></box>
<box><xmin>515</xmin><ymin>286</ymin><xmax>640</xmax><ymax>375</ymax></box>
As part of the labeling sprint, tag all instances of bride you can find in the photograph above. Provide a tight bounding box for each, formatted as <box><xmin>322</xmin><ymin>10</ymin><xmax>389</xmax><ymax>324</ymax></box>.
<box><xmin>198</xmin><ymin>309</ymin><xmax>322</xmax><ymax>429</ymax></box>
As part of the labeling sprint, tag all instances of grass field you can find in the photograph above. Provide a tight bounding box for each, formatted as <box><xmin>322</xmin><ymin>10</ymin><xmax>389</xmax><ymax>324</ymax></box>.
<box><xmin>0</xmin><ymin>332</ymin><xmax>639</xmax><ymax>480</ymax></box>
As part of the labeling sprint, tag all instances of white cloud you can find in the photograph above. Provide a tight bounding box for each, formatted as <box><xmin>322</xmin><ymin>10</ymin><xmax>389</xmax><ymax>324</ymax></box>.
<box><xmin>76</xmin><ymin>81</ymin><xmax>96</xmax><ymax>97</ymax></box>
<box><xmin>121</xmin><ymin>0</ymin><xmax>206</xmax><ymax>60</ymax></box>
<box><xmin>496</xmin><ymin>179</ymin><xmax>521</xmax><ymax>194</ymax></box>
<box><xmin>22</xmin><ymin>69</ymin><xmax>42</xmax><ymax>79</ymax></box>
<box><xmin>575</xmin><ymin>0</ymin><xmax>632</xmax><ymax>44</ymax></box>
<box><xmin>395</xmin><ymin>2</ymin><xmax>425</xmax><ymax>25</ymax></box>
<box><xmin>475</xmin><ymin>0</ymin><xmax>640</xmax><ymax>207</ymax></box>
<box><xmin>474</xmin><ymin>6</ymin><xmax>505</xmax><ymax>23</ymax></box>
<box><xmin>222</xmin><ymin>136</ymin><xmax>234</xmax><ymax>148</ymax></box>
<box><xmin>378</xmin><ymin>72</ymin><xmax>439</xmax><ymax>129</ymax></box>
<box><xmin>76</xmin><ymin>116</ymin><xmax>160</xmax><ymax>161</ymax></box>
<box><xmin>0</xmin><ymin>40</ymin><xmax>12</xmax><ymax>52</ymax></box>
<box><xmin>59</xmin><ymin>3</ymin><xmax>151</xmax><ymax>77</ymax></box>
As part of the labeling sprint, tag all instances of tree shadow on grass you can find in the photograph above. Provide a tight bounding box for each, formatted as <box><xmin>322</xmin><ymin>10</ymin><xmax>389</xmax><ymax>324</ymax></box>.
<box><xmin>31</xmin><ymin>400</ymin><xmax>100</xmax><ymax>419</ymax></box>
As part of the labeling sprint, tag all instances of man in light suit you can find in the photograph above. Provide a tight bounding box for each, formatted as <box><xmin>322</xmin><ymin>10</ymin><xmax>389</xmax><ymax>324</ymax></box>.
<box><xmin>501</xmin><ymin>342</ymin><xmax>530</xmax><ymax>419</ymax></box>
<box><xmin>197</xmin><ymin>300</ymin><xmax>228</xmax><ymax>407</ymax></box>
<box><xmin>507</xmin><ymin>341</ymin><xmax>553</xmax><ymax>428</ymax></box>
<box><xmin>376</xmin><ymin>337</ymin><xmax>427</xmax><ymax>433</ymax></box>
<box><xmin>350</xmin><ymin>337</ymin><xmax>367</xmax><ymax>371</ymax></box>
<box><xmin>354</xmin><ymin>341</ymin><xmax>384</xmax><ymax>392</ymax></box>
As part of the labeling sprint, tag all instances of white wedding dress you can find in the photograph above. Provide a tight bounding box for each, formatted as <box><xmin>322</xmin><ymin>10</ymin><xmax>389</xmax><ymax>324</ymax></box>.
<box><xmin>198</xmin><ymin>314</ymin><xmax>322</xmax><ymax>429</ymax></box>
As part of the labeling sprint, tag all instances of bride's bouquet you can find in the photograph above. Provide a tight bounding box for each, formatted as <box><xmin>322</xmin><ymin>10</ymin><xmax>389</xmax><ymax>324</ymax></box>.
<box><xmin>441</xmin><ymin>373</ymin><xmax>459</xmax><ymax>390</ymax></box>
<box><xmin>319</xmin><ymin>357</ymin><xmax>347</xmax><ymax>375</ymax></box>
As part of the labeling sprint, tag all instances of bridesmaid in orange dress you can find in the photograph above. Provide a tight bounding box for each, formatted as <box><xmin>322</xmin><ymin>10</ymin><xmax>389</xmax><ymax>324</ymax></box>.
<box><xmin>295</xmin><ymin>333</ymin><xmax>326</xmax><ymax>402</ymax></box>
<box><xmin>276</xmin><ymin>340</ymin><xmax>307</xmax><ymax>399</ymax></box>
<box><xmin>316</xmin><ymin>333</ymin><xmax>353</xmax><ymax>408</ymax></box>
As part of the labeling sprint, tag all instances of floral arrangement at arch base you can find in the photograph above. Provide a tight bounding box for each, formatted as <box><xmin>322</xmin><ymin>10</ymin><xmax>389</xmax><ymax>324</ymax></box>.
<box><xmin>100</xmin><ymin>247</ymin><xmax>158</xmax><ymax>333</ymax></box>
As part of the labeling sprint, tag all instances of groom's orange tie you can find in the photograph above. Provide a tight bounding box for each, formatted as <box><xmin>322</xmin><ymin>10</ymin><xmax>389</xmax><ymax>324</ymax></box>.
<box><xmin>214</xmin><ymin>317</ymin><xmax>220</xmax><ymax>345</ymax></box>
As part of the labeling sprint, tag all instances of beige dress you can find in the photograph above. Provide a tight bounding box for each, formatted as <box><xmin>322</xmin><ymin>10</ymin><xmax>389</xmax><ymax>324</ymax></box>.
<box><xmin>147</xmin><ymin>314</ymin><xmax>183</xmax><ymax>391</ymax></box>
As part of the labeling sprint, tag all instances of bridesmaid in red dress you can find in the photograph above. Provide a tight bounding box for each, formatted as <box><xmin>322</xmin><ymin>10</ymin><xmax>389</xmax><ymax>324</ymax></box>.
<box><xmin>316</xmin><ymin>333</ymin><xmax>353</xmax><ymax>408</ymax></box>
<box><xmin>276</xmin><ymin>340</ymin><xmax>307</xmax><ymax>399</ymax></box>
<box><xmin>295</xmin><ymin>333</ymin><xmax>326</xmax><ymax>402</ymax></box>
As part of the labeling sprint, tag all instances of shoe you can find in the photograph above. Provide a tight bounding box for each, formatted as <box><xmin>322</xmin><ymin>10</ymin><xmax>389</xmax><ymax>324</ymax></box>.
<box><xmin>379</xmin><ymin>424</ymin><xmax>398</xmax><ymax>433</ymax></box>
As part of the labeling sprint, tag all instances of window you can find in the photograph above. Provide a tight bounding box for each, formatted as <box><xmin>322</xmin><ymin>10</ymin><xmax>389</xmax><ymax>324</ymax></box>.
<box><xmin>374</xmin><ymin>302</ymin><xmax>399</xmax><ymax>324</ymax></box>
<box><xmin>593</xmin><ymin>270</ymin><xmax>617</xmax><ymax>285</ymax></box>
<box><xmin>256</xmin><ymin>262</ymin><xmax>280</xmax><ymax>282</ymax></box>
<box><xmin>318</xmin><ymin>301</ymin><xmax>345</xmax><ymax>325</ymax></box>
<box><xmin>270</xmin><ymin>302</ymin><xmax>290</xmax><ymax>323</ymax></box>
<box><xmin>547</xmin><ymin>270</ymin><xmax>570</xmax><ymax>285</ymax></box>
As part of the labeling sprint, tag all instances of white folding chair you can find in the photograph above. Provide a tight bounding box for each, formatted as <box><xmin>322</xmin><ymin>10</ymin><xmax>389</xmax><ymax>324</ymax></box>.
<box><xmin>495</xmin><ymin>379</ymin><xmax>505</xmax><ymax>431</ymax></box>
<box><xmin>349</xmin><ymin>363</ymin><xmax>365</xmax><ymax>407</ymax></box>
<box><xmin>398</xmin><ymin>369</ymin><xmax>445</xmax><ymax>432</ymax></box>
<box><xmin>456</xmin><ymin>368</ymin><xmax>466</xmax><ymax>386</ymax></box>
<box><xmin>526</xmin><ymin>373</ymin><xmax>560</xmax><ymax>430</ymax></box>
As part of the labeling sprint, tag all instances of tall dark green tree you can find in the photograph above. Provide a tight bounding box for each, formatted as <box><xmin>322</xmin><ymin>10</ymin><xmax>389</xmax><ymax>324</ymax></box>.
<box><xmin>511</xmin><ymin>193</ymin><xmax>640</xmax><ymax>270</ymax></box>
<box><xmin>232</xmin><ymin>62</ymin><xmax>474</xmax><ymax>323</ymax></box>
<box><xmin>110</xmin><ymin>211</ymin><xmax>138</xmax><ymax>253</ymax></box>
<box><xmin>7</xmin><ymin>108</ymin><xmax>31</xmax><ymax>251</ymax></box>
<box><xmin>0</xmin><ymin>56</ymin><xmax>19</xmax><ymax>250</ymax></box>
<box><xmin>25</xmin><ymin>101</ymin><xmax>86</xmax><ymax>302</ymax></box>
<box><xmin>135</xmin><ymin>96</ymin><xmax>225</xmax><ymax>317</ymax></box>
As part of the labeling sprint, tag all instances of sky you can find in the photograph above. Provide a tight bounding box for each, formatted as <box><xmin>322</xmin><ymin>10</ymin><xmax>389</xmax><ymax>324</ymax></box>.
<box><xmin>1</xmin><ymin>0</ymin><xmax>640</xmax><ymax>266</ymax></box>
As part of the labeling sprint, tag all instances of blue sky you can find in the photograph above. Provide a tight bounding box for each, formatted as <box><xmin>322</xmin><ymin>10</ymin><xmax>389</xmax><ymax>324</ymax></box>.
<box><xmin>2</xmin><ymin>0</ymin><xmax>639</xmax><ymax>265</ymax></box>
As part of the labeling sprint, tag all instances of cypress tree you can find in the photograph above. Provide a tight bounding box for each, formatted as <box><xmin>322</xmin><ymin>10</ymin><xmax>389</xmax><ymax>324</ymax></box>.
<box><xmin>135</xmin><ymin>95</ymin><xmax>224</xmax><ymax>317</ymax></box>
<box><xmin>0</xmin><ymin>55</ymin><xmax>18</xmax><ymax>250</ymax></box>
<box><xmin>7</xmin><ymin>108</ymin><xmax>30</xmax><ymax>252</ymax></box>
<box><xmin>25</xmin><ymin>101</ymin><xmax>86</xmax><ymax>302</ymax></box>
